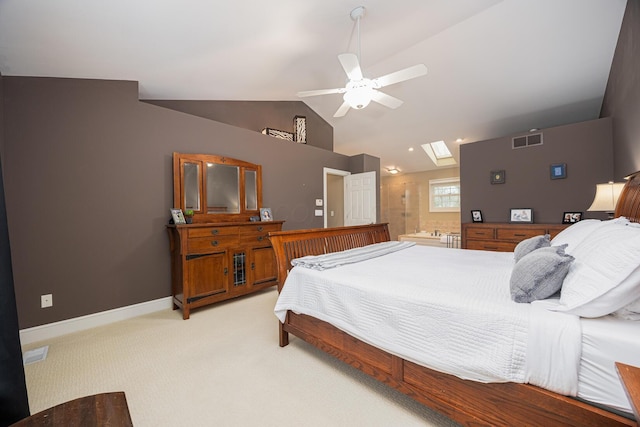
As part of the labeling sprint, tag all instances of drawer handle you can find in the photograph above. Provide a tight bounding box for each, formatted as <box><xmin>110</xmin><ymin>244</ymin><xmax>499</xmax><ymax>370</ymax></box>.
<box><xmin>210</xmin><ymin>229</ymin><xmax>219</xmax><ymax>235</ymax></box>
<box><xmin>257</xmin><ymin>236</ymin><xmax>264</xmax><ymax>241</ymax></box>
<box><xmin>257</xmin><ymin>226</ymin><xmax>263</xmax><ymax>232</ymax></box>
<box><xmin>484</xmin><ymin>246</ymin><xmax>499</xmax><ymax>250</ymax></box>
<box><xmin>514</xmin><ymin>233</ymin><xmax>527</xmax><ymax>237</ymax></box>
<box><xmin>211</xmin><ymin>240</ymin><xmax>219</xmax><ymax>246</ymax></box>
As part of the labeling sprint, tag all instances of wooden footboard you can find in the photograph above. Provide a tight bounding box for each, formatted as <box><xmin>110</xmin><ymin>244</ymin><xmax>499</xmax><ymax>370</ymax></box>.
<box><xmin>268</xmin><ymin>223</ymin><xmax>635</xmax><ymax>427</ymax></box>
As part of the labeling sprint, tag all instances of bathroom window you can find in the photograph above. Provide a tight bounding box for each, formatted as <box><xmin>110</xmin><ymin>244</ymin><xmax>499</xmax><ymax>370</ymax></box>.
<box><xmin>429</xmin><ymin>178</ymin><xmax>460</xmax><ymax>212</ymax></box>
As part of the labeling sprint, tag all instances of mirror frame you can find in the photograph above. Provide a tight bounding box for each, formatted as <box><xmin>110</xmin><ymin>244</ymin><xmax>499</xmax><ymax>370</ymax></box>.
<box><xmin>173</xmin><ymin>152</ymin><xmax>262</xmax><ymax>223</ymax></box>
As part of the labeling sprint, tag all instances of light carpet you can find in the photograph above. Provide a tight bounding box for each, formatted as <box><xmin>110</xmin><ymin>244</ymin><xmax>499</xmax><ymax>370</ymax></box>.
<box><xmin>21</xmin><ymin>288</ymin><xmax>459</xmax><ymax>426</ymax></box>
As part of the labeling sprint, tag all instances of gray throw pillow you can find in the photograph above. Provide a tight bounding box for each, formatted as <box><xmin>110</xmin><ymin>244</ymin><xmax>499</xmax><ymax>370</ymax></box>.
<box><xmin>510</xmin><ymin>245</ymin><xmax>574</xmax><ymax>303</ymax></box>
<box><xmin>513</xmin><ymin>234</ymin><xmax>551</xmax><ymax>262</ymax></box>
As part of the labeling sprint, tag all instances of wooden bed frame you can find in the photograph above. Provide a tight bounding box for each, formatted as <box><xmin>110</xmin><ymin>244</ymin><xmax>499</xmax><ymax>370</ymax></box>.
<box><xmin>268</xmin><ymin>172</ymin><xmax>640</xmax><ymax>427</ymax></box>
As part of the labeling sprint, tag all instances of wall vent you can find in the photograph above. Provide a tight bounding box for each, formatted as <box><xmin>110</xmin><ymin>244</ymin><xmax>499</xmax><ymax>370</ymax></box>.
<box><xmin>512</xmin><ymin>133</ymin><xmax>543</xmax><ymax>149</ymax></box>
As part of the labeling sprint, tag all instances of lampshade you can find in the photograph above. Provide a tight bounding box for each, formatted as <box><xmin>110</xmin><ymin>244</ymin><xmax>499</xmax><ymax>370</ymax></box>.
<box><xmin>587</xmin><ymin>181</ymin><xmax>625</xmax><ymax>214</ymax></box>
<box><xmin>343</xmin><ymin>87</ymin><xmax>372</xmax><ymax>109</ymax></box>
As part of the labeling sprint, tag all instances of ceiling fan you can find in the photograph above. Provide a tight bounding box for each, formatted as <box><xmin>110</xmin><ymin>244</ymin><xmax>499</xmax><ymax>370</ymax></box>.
<box><xmin>297</xmin><ymin>6</ymin><xmax>428</xmax><ymax>118</ymax></box>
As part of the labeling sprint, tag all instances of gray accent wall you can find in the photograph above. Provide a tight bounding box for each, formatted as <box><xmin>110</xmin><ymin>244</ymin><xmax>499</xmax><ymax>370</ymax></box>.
<box><xmin>2</xmin><ymin>76</ymin><xmax>375</xmax><ymax>328</ymax></box>
<box><xmin>601</xmin><ymin>0</ymin><xmax>640</xmax><ymax>178</ymax></box>
<box><xmin>145</xmin><ymin>100</ymin><xmax>334</xmax><ymax>152</ymax></box>
<box><xmin>460</xmin><ymin>118</ymin><xmax>613</xmax><ymax>224</ymax></box>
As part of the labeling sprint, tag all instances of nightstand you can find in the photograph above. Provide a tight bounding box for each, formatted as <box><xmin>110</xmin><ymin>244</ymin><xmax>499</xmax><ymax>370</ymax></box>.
<box><xmin>616</xmin><ymin>362</ymin><xmax>640</xmax><ymax>422</ymax></box>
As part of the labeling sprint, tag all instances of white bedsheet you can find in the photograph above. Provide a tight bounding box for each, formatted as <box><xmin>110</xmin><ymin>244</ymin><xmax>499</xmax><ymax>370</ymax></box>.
<box><xmin>274</xmin><ymin>245</ymin><xmax>582</xmax><ymax>395</ymax></box>
<box><xmin>579</xmin><ymin>315</ymin><xmax>640</xmax><ymax>413</ymax></box>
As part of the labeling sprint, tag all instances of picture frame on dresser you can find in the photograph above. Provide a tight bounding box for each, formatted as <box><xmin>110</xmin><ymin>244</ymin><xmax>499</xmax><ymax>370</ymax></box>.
<box><xmin>260</xmin><ymin>207</ymin><xmax>273</xmax><ymax>221</ymax></box>
<box><xmin>169</xmin><ymin>208</ymin><xmax>186</xmax><ymax>225</ymax></box>
<box><xmin>471</xmin><ymin>210</ymin><xmax>483</xmax><ymax>223</ymax></box>
<box><xmin>510</xmin><ymin>208</ymin><xmax>533</xmax><ymax>223</ymax></box>
<box><xmin>562</xmin><ymin>211</ymin><xmax>583</xmax><ymax>224</ymax></box>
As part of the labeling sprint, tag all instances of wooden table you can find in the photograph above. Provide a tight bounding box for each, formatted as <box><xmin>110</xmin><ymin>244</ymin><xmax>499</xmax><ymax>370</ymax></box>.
<box><xmin>616</xmin><ymin>362</ymin><xmax>640</xmax><ymax>423</ymax></box>
<box><xmin>11</xmin><ymin>392</ymin><xmax>133</xmax><ymax>426</ymax></box>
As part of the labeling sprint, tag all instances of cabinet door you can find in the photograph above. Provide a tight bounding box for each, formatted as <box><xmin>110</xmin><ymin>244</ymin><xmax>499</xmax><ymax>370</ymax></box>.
<box><xmin>186</xmin><ymin>251</ymin><xmax>228</xmax><ymax>303</ymax></box>
<box><xmin>250</xmin><ymin>246</ymin><xmax>277</xmax><ymax>286</ymax></box>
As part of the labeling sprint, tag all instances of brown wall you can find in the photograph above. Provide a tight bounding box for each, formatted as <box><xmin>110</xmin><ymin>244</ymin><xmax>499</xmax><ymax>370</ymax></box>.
<box><xmin>1</xmin><ymin>76</ymin><xmax>374</xmax><ymax>328</ymax></box>
<box><xmin>145</xmin><ymin>100</ymin><xmax>334</xmax><ymax>152</ymax></box>
<box><xmin>601</xmin><ymin>0</ymin><xmax>640</xmax><ymax>178</ymax></box>
<box><xmin>460</xmin><ymin>118</ymin><xmax>614</xmax><ymax>224</ymax></box>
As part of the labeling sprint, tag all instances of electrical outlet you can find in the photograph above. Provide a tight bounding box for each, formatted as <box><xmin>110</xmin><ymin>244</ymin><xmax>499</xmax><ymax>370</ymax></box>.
<box><xmin>41</xmin><ymin>294</ymin><xmax>53</xmax><ymax>308</ymax></box>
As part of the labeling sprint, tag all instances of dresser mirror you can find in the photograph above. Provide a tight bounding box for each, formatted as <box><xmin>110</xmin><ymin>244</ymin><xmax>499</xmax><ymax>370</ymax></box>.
<box><xmin>173</xmin><ymin>152</ymin><xmax>262</xmax><ymax>222</ymax></box>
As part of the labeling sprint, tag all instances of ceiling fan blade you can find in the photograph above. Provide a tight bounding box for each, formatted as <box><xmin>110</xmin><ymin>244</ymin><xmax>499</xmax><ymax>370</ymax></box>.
<box><xmin>338</xmin><ymin>53</ymin><xmax>363</xmax><ymax>81</ymax></box>
<box><xmin>333</xmin><ymin>101</ymin><xmax>351</xmax><ymax>117</ymax></box>
<box><xmin>297</xmin><ymin>88</ymin><xmax>344</xmax><ymax>98</ymax></box>
<box><xmin>373</xmin><ymin>64</ymin><xmax>428</xmax><ymax>88</ymax></box>
<box><xmin>371</xmin><ymin>90</ymin><xmax>404</xmax><ymax>109</ymax></box>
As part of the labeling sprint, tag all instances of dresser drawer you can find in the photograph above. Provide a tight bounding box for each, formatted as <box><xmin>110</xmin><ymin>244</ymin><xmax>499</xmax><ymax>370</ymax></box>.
<box><xmin>240</xmin><ymin>223</ymin><xmax>281</xmax><ymax>235</ymax></box>
<box><xmin>187</xmin><ymin>236</ymin><xmax>237</xmax><ymax>253</ymax></box>
<box><xmin>496</xmin><ymin>227</ymin><xmax>547</xmax><ymax>241</ymax></box>
<box><xmin>239</xmin><ymin>234</ymin><xmax>271</xmax><ymax>247</ymax></box>
<box><xmin>465</xmin><ymin>228</ymin><xmax>495</xmax><ymax>239</ymax></box>
<box><xmin>188</xmin><ymin>226</ymin><xmax>239</xmax><ymax>238</ymax></box>
<box><xmin>466</xmin><ymin>240</ymin><xmax>517</xmax><ymax>252</ymax></box>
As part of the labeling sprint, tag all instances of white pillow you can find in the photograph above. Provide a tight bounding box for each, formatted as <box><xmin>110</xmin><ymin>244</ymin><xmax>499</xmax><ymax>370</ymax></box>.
<box><xmin>550</xmin><ymin>219</ymin><xmax>601</xmax><ymax>253</ymax></box>
<box><xmin>552</xmin><ymin>222</ymin><xmax>640</xmax><ymax>317</ymax></box>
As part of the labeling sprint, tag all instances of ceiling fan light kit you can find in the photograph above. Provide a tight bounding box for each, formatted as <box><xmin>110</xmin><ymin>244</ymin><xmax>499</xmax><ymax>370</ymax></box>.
<box><xmin>297</xmin><ymin>6</ymin><xmax>427</xmax><ymax>118</ymax></box>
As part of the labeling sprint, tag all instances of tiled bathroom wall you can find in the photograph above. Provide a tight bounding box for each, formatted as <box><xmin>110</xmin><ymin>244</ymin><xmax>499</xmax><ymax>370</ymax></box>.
<box><xmin>381</xmin><ymin>168</ymin><xmax>461</xmax><ymax>241</ymax></box>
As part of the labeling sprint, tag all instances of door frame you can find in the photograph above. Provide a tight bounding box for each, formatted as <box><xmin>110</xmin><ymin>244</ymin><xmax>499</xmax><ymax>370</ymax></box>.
<box><xmin>323</xmin><ymin>167</ymin><xmax>350</xmax><ymax>228</ymax></box>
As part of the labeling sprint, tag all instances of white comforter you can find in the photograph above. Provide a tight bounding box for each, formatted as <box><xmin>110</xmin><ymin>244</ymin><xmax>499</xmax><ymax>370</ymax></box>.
<box><xmin>274</xmin><ymin>245</ymin><xmax>582</xmax><ymax>395</ymax></box>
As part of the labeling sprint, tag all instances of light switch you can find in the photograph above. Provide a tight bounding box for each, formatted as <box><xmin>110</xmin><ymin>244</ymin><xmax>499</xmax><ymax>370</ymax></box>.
<box><xmin>315</xmin><ymin>199</ymin><xmax>323</xmax><ymax>207</ymax></box>
<box><xmin>314</xmin><ymin>209</ymin><xmax>323</xmax><ymax>216</ymax></box>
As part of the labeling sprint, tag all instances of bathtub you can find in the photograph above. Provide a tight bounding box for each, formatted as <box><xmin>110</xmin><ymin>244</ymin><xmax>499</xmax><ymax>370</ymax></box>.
<box><xmin>398</xmin><ymin>232</ymin><xmax>460</xmax><ymax>248</ymax></box>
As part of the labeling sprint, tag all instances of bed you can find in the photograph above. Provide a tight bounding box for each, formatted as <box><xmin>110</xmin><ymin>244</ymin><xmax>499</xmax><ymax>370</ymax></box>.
<box><xmin>268</xmin><ymin>171</ymin><xmax>640</xmax><ymax>427</ymax></box>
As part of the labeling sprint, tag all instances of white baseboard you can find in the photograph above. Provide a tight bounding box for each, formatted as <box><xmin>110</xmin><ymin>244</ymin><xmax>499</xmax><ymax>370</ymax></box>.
<box><xmin>19</xmin><ymin>296</ymin><xmax>174</xmax><ymax>346</ymax></box>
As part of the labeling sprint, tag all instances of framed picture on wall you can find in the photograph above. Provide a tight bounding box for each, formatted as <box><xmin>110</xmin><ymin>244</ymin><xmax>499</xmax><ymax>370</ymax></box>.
<box><xmin>490</xmin><ymin>170</ymin><xmax>505</xmax><ymax>184</ymax></box>
<box><xmin>510</xmin><ymin>208</ymin><xmax>533</xmax><ymax>223</ymax></box>
<box><xmin>562</xmin><ymin>212</ymin><xmax>583</xmax><ymax>224</ymax></box>
<box><xmin>550</xmin><ymin>163</ymin><xmax>567</xmax><ymax>180</ymax></box>
<box><xmin>471</xmin><ymin>210</ymin><xmax>483</xmax><ymax>223</ymax></box>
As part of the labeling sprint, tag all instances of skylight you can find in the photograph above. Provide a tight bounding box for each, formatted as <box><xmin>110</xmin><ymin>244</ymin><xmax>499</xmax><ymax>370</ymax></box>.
<box><xmin>421</xmin><ymin>140</ymin><xmax>457</xmax><ymax>167</ymax></box>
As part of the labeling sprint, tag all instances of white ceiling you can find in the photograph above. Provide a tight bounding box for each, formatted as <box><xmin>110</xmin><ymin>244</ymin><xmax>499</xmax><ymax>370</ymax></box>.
<box><xmin>0</xmin><ymin>0</ymin><xmax>627</xmax><ymax>174</ymax></box>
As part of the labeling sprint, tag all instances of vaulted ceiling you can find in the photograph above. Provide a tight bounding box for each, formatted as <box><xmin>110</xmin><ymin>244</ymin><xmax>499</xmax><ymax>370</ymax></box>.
<box><xmin>0</xmin><ymin>0</ymin><xmax>627</xmax><ymax>173</ymax></box>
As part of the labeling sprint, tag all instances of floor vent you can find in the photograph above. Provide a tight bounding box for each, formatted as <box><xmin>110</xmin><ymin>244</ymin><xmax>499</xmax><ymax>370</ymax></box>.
<box><xmin>512</xmin><ymin>132</ymin><xmax>543</xmax><ymax>149</ymax></box>
<box><xmin>23</xmin><ymin>345</ymin><xmax>49</xmax><ymax>365</ymax></box>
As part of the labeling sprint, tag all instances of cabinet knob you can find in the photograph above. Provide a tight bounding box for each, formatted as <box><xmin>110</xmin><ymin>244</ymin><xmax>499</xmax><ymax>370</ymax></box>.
<box><xmin>257</xmin><ymin>226</ymin><xmax>263</xmax><ymax>232</ymax></box>
<box><xmin>210</xmin><ymin>229</ymin><xmax>219</xmax><ymax>235</ymax></box>
<box><xmin>211</xmin><ymin>240</ymin><xmax>219</xmax><ymax>246</ymax></box>
<box><xmin>257</xmin><ymin>236</ymin><xmax>263</xmax><ymax>241</ymax></box>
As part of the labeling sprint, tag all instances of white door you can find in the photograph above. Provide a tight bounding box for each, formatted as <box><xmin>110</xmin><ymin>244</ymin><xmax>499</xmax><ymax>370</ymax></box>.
<box><xmin>344</xmin><ymin>171</ymin><xmax>376</xmax><ymax>226</ymax></box>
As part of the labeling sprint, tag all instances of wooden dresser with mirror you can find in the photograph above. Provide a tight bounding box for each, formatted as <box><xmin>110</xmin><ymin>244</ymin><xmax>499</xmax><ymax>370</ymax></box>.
<box><xmin>167</xmin><ymin>153</ymin><xmax>283</xmax><ymax>319</ymax></box>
